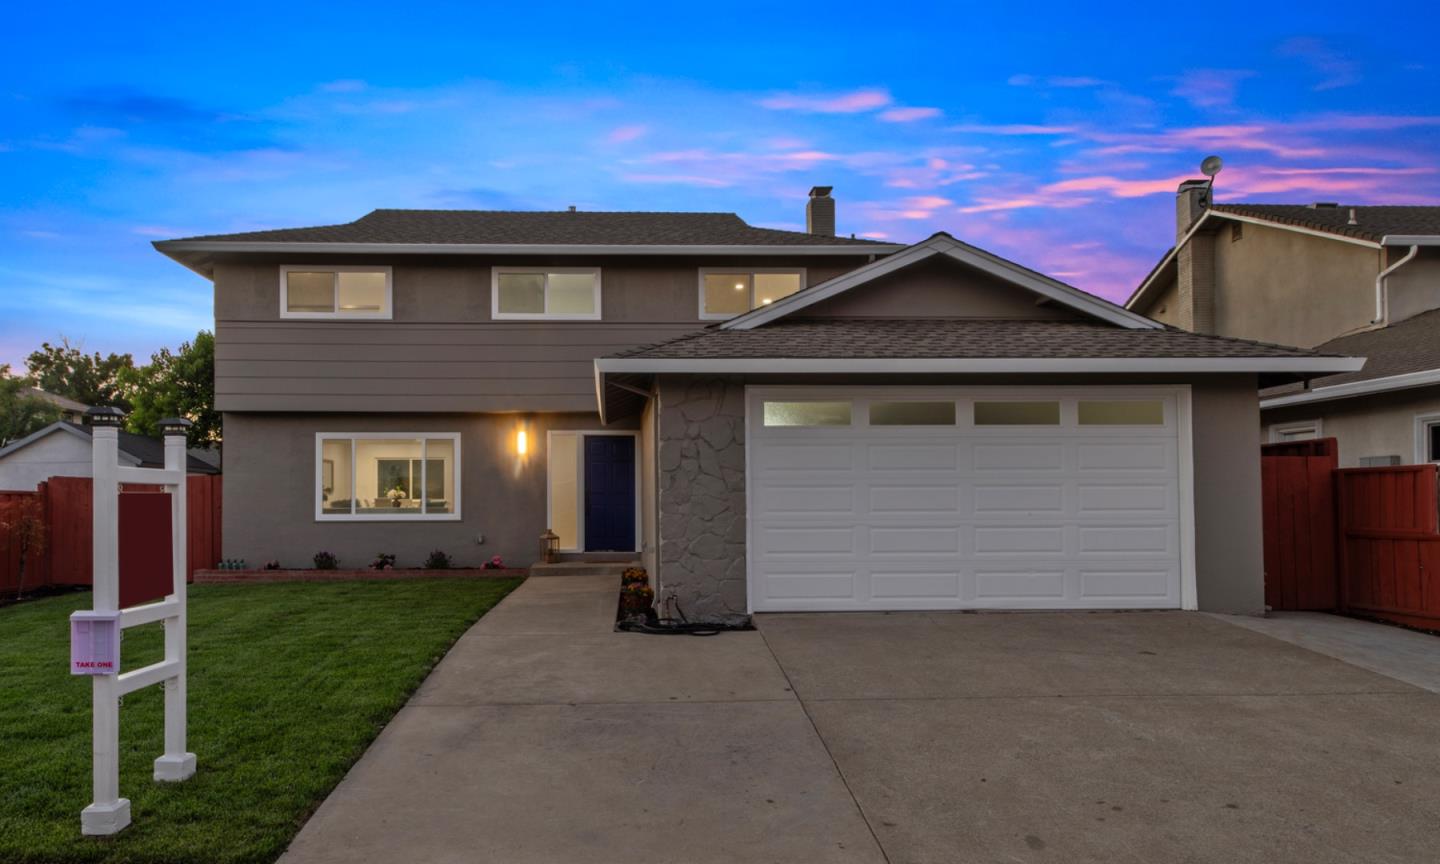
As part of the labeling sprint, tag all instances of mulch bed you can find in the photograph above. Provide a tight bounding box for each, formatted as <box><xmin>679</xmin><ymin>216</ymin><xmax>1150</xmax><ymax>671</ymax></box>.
<box><xmin>195</xmin><ymin>567</ymin><xmax>529</xmax><ymax>584</ymax></box>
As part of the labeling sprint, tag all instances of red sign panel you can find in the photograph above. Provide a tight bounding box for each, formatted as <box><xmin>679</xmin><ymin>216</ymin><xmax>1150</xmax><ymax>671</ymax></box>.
<box><xmin>119</xmin><ymin>491</ymin><xmax>172</xmax><ymax>608</ymax></box>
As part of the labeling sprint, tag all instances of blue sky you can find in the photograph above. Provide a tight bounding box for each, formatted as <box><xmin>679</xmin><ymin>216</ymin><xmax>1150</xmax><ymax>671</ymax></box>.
<box><xmin>3</xmin><ymin>1</ymin><xmax>1438</xmax><ymax>368</ymax></box>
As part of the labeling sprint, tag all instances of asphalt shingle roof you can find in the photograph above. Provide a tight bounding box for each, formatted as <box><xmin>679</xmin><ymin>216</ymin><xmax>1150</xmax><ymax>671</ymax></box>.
<box><xmin>169</xmin><ymin>209</ymin><xmax>892</xmax><ymax>248</ymax></box>
<box><xmin>54</xmin><ymin>422</ymin><xmax>221</xmax><ymax>474</ymax></box>
<box><xmin>1211</xmin><ymin>204</ymin><xmax>1440</xmax><ymax>243</ymax></box>
<box><xmin>1263</xmin><ymin>309</ymin><xmax>1440</xmax><ymax>397</ymax></box>
<box><xmin>610</xmin><ymin>318</ymin><xmax>1333</xmax><ymax>360</ymax></box>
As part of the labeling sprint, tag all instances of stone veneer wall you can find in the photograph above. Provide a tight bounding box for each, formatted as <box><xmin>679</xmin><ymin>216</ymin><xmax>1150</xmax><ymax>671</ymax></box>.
<box><xmin>655</xmin><ymin>376</ymin><xmax>749</xmax><ymax>622</ymax></box>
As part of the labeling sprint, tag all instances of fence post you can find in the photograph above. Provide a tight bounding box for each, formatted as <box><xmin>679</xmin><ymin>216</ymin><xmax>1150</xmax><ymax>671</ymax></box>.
<box><xmin>154</xmin><ymin>419</ymin><xmax>196</xmax><ymax>782</ymax></box>
<box><xmin>80</xmin><ymin>406</ymin><xmax>127</xmax><ymax>836</ymax></box>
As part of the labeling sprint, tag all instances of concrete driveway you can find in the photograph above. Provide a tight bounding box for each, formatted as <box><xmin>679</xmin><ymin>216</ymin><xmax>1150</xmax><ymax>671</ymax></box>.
<box><xmin>280</xmin><ymin>576</ymin><xmax>1440</xmax><ymax>864</ymax></box>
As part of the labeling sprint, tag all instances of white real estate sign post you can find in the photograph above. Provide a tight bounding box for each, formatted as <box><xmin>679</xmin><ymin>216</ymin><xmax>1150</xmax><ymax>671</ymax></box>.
<box><xmin>70</xmin><ymin>408</ymin><xmax>196</xmax><ymax>836</ymax></box>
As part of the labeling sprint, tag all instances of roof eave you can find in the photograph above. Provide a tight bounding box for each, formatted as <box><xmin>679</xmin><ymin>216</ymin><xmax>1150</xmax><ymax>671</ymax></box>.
<box><xmin>595</xmin><ymin>356</ymin><xmax>1364</xmax><ymax>375</ymax></box>
<box><xmin>152</xmin><ymin>239</ymin><xmax>905</xmax><ymax>258</ymax></box>
<box><xmin>1260</xmin><ymin>365</ymin><xmax>1440</xmax><ymax>410</ymax></box>
<box><xmin>1381</xmin><ymin>235</ymin><xmax>1440</xmax><ymax>247</ymax></box>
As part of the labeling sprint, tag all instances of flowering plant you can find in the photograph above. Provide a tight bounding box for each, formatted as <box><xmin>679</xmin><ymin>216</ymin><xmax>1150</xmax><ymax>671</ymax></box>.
<box><xmin>622</xmin><ymin>567</ymin><xmax>648</xmax><ymax>586</ymax></box>
<box><xmin>386</xmin><ymin>486</ymin><xmax>407</xmax><ymax>501</ymax></box>
<box><xmin>481</xmin><ymin>555</ymin><xmax>505</xmax><ymax>570</ymax></box>
<box><xmin>370</xmin><ymin>552</ymin><xmax>397</xmax><ymax>571</ymax></box>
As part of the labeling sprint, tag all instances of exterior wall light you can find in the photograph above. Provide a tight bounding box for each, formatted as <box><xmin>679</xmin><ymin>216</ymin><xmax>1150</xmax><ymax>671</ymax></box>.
<box><xmin>516</xmin><ymin>429</ymin><xmax>528</xmax><ymax>455</ymax></box>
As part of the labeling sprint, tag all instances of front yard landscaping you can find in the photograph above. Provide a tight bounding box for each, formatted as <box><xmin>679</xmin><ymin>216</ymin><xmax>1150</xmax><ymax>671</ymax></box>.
<box><xmin>0</xmin><ymin>578</ymin><xmax>522</xmax><ymax>864</ymax></box>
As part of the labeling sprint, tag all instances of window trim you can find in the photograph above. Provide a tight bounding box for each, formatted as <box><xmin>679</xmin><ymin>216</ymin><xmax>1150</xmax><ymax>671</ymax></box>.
<box><xmin>314</xmin><ymin>432</ymin><xmax>462</xmax><ymax>522</ymax></box>
<box><xmin>280</xmin><ymin>265</ymin><xmax>393</xmax><ymax>320</ymax></box>
<box><xmin>698</xmin><ymin>267</ymin><xmax>806</xmax><ymax>321</ymax></box>
<box><xmin>1415</xmin><ymin>413</ymin><xmax>1440</xmax><ymax>464</ymax></box>
<box><xmin>1269</xmin><ymin>419</ymin><xmax>1322</xmax><ymax>443</ymax></box>
<box><xmin>491</xmin><ymin>266</ymin><xmax>602</xmax><ymax>321</ymax></box>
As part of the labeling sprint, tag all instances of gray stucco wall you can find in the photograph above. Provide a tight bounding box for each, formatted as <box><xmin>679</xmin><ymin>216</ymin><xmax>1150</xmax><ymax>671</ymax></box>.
<box><xmin>222</xmin><ymin>411</ymin><xmax>637</xmax><ymax>569</ymax></box>
<box><xmin>650</xmin><ymin>374</ymin><xmax>1267</xmax><ymax>619</ymax></box>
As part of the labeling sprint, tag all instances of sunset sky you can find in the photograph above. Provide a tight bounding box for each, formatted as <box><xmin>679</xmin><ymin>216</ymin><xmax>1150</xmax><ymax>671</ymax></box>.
<box><xmin>3</xmin><ymin>1</ymin><xmax>1438</xmax><ymax>367</ymax></box>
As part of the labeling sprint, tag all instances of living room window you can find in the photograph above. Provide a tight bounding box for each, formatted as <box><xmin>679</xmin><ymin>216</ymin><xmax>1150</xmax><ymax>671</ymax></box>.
<box><xmin>493</xmin><ymin>267</ymin><xmax>601</xmax><ymax>319</ymax></box>
<box><xmin>280</xmin><ymin>266</ymin><xmax>392</xmax><ymax>319</ymax></box>
<box><xmin>699</xmin><ymin>268</ymin><xmax>804</xmax><ymax>319</ymax></box>
<box><xmin>316</xmin><ymin>433</ymin><xmax>461</xmax><ymax>520</ymax></box>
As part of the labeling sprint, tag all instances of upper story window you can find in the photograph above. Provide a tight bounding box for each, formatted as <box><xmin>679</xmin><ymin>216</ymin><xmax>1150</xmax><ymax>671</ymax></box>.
<box><xmin>492</xmin><ymin>267</ymin><xmax>601</xmax><ymax>320</ymax></box>
<box><xmin>280</xmin><ymin>266</ymin><xmax>392</xmax><ymax>319</ymax></box>
<box><xmin>699</xmin><ymin>268</ymin><xmax>805</xmax><ymax>320</ymax></box>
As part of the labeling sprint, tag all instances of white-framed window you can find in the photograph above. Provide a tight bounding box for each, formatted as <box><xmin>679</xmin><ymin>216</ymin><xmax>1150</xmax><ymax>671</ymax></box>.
<box><xmin>1416</xmin><ymin>413</ymin><xmax>1440</xmax><ymax>464</ymax></box>
<box><xmin>1269</xmin><ymin>420</ymin><xmax>1322</xmax><ymax>443</ymax></box>
<box><xmin>699</xmin><ymin>268</ymin><xmax>805</xmax><ymax>320</ymax></box>
<box><xmin>316</xmin><ymin>433</ymin><xmax>461</xmax><ymax>521</ymax></box>
<box><xmin>492</xmin><ymin>267</ymin><xmax>601</xmax><ymax>320</ymax></box>
<box><xmin>280</xmin><ymin>266</ymin><xmax>392</xmax><ymax>319</ymax></box>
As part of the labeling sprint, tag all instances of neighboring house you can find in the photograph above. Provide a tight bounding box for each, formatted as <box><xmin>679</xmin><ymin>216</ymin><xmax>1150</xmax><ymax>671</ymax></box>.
<box><xmin>155</xmin><ymin>190</ymin><xmax>1355</xmax><ymax>620</ymax></box>
<box><xmin>20</xmin><ymin>387</ymin><xmax>90</xmax><ymax>422</ymax></box>
<box><xmin>0</xmin><ymin>421</ymin><xmax>221</xmax><ymax>490</ymax></box>
<box><xmin>1126</xmin><ymin>182</ymin><xmax>1440</xmax><ymax>467</ymax></box>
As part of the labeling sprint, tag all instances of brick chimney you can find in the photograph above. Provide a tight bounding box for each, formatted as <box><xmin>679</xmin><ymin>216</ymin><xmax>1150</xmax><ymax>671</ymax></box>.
<box><xmin>806</xmin><ymin>186</ymin><xmax>835</xmax><ymax>236</ymax></box>
<box><xmin>1174</xmin><ymin>179</ymin><xmax>1215</xmax><ymax>333</ymax></box>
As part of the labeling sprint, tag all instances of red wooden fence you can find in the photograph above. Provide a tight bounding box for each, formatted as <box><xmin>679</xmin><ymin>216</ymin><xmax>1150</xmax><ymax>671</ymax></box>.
<box><xmin>0</xmin><ymin>475</ymin><xmax>222</xmax><ymax>596</ymax></box>
<box><xmin>1261</xmin><ymin>443</ymin><xmax>1339</xmax><ymax>611</ymax></box>
<box><xmin>1337</xmin><ymin>464</ymin><xmax>1440</xmax><ymax>631</ymax></box>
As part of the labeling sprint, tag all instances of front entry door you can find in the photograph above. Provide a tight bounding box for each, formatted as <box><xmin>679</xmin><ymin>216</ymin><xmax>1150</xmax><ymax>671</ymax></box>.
<box><xmin>584</xmin><ymin>435</ymin><xmax>636</xmax><ymax>552</ymax></box>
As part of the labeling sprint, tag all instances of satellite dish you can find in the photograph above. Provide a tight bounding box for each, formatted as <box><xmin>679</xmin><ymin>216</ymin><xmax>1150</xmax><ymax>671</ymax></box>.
<box><xmin>1200</xmin><ymin>155</ymin><xmax>1224</xmax><ymax>177</ymax></box>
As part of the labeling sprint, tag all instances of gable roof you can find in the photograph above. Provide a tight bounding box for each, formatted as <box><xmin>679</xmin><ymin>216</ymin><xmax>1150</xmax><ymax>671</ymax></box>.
<box><xmin>722</xmin><ymin>232</ymin><xmax>1163</xmax><ymax>331</ymax></box>
<box><xmin>154</xmin><ymin>209</ymin><xmax>904</xmax><ymax>276</ymax></box>
<box><xmin>0</xmin><ymin>422</ymin><xmax>220</xmax><ymax>474</ymax></box>
<box><xmin>1261</xmin><ymin>308</ymin><xmax>1440</xmax><ymax>409</ymax></box>
<box><xmin>1126</xmin><ymin>203</ymin><xmax>1440</xmax><ymax>311</ymax></box>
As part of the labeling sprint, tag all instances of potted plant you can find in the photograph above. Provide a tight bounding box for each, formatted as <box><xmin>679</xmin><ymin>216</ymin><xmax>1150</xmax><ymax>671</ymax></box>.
<box><xmin>386</xmin><ymin>485</ymin><xmax>407</xmax><ymax>508</ymax></box>
<box><xmin>622</xmin><ymin>566</ymin><xmax>648</xmax><ymax>586</ymax></box>
<box><xmin>620</xmin><ymin>582</ymin><xmax>654</xmax><ymax>615</ymax></box>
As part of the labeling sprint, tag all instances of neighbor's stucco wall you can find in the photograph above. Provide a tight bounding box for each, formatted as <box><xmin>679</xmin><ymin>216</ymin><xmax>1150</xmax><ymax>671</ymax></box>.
<box><xmin>1212</xmin><ymin>221</ymin><xmax>1380</xmax><ymax>349</ymax></box>
<box><xmin>1264</xmin><ymin>387</ymin><xmax>1440</xmax><ymax>467</ymax></box>
<box><xmin>1385</xmin><ymin>247</ymin><xmax>1440</xmax><ymax>325</ymax></box>
<box><xmin>0</xmin><ymin>431</ymin><xmax>94</xmax><ymax>490</ymax></box>
<box><xmin>212</xmin><ymin>255</ymin><xmax>863</xmax><ymax>414</ymax></box>
<box><xmin>222</xmin><ymin>410</ymin><xmax>638</xmax><ymax>569</ymax></box>
<box><xmin>649</xmin><ymin>374</ymin><xmax>1266</xmax><ymax>619</ymax></box>
<box><xmin>1136</xmin><ymin>275</ymin><xmax>1183</xmax><ymax>328</ymax></box>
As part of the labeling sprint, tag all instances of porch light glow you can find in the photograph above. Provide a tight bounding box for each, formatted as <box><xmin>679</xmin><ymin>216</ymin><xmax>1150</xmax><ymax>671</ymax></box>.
<box><xmin>516</xmin><ymin>429</ymin><xmax>528</xmax><ymax>455</ymax></box>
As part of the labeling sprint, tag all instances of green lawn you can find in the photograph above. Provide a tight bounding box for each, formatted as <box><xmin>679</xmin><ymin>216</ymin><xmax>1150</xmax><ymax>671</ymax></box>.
<box><xmin>0</xmin><ymin>578</ymin><xmax>522</xmax><ymax>864</ymax></box>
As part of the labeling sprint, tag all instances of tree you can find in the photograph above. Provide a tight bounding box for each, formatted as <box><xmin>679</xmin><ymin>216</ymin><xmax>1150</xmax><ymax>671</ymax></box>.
<box><xmin>0</xmin><ymin>366</ymin><xmax>63</xmax><ymax>448</ymax></box>
<box><xmin>25</xmin><ymin>338</ymin><xmax>134</xmax><ymax>410</ymax></box>
<box><xmin>1</xmin><ymin>494</ymin><xmax>47</xmax><ymax>599</ymax></box>
<box><xmin>122</xmin><ymin>331</ymin><xmax>219</xmax><ymax>447</ymax></box>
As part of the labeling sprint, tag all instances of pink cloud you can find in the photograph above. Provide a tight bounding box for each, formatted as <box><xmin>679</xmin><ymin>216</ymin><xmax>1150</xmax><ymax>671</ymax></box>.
<box><xmin>1170</xmin><ymin>69</ymin><xmax>1254</xmax><ymax>109</ymax></box>
<box><xmin>620</xmin><ymin>173</ymin><xmax>732</xmax><ymax>188</ymax></box>
<box><xmin>1041</xmin><ymin>174</ymin><xmax>1191</xmax><ymax>198</ymax></box>
<box><xmin>949</xmin><ymin>123</ymin><xmax>1079</xmax><ymax>135</ymax></box>
<box><xmin>759</xmin><ymin>88</ymin><xmax>892</xmax><ymax>114</ymax></box>
<box><xmin>606</xmin><ymin>124</ymin><xmax>649</xmax><ymax>143</ymax></box>
<box><xmin>879</xmin><ymin>106</ymin><xmax>943</xmax><ymax>123</ymax></box>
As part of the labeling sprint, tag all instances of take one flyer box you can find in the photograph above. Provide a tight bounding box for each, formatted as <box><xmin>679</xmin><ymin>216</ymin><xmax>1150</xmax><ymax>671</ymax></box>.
<box><xmin>70</xmin><ymin>611</ymin><xmax>121</xmax><ymax>676</ymax></box>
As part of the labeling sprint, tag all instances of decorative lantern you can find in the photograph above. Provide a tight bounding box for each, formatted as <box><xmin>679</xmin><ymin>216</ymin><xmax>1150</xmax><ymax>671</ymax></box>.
<box><xmin>539</xmin><ymin>529</ymin><xmax>560</xmax><ymax>564</ymax></box>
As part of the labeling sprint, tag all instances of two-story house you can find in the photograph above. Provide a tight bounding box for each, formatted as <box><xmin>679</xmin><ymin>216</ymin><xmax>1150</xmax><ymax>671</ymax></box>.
<box><xmin>156</xmin><ymin>187</ymin><xmax>1356</xmax><ymax>622</ymax></box>
<box><xmin>1126</xmin><ymin>183</ymin><xmax>1440</xmax><ymax>467</ymax></box>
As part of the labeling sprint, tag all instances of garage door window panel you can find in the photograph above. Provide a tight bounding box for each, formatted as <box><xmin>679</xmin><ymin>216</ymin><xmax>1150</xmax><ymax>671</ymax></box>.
<box><xmin>974</xmin><ymin>401</ymin><xmax>1060</xmax><ymax>426</ymax></box>
<box><xmin>869</xmin><ymin>401</ymin><xmax>956</xmax><ymax>426</ymax></box>
<box><xmin>1078</xmin><ymin>400</ymin><xmax>1165</xmax><ymax>426</ymax></box>
<box><xmin>763</xmin><ymin>401</ymin><xmax>852</xmax><ymax>427</ymax></box>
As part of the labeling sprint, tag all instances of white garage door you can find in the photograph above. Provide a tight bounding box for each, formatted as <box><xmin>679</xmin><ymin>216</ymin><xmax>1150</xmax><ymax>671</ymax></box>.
<box><xmin>746</xmin><ymin>386</ymin><xmax>1190</xmax><ymax>612</ymax></box>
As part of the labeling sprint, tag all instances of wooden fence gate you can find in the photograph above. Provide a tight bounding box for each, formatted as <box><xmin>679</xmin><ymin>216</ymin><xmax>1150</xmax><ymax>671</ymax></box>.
<box><xmin>1261</xmin><ymin>439</ymin><xmax>1339</xmax><ymax>610</ymax></box>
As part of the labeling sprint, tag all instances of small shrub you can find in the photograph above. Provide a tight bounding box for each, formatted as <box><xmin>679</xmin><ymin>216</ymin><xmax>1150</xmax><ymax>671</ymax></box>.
<box><xmin>622</xmin><ymin>566</ymin><xmax>648</xmax><ymax>586</ymax></box>
<box><xmin>313</xmin><ymin>551</ymin><xmax>339</xmax><ymax>570</ymax></box>
<box><xmin>263</xmin><ymin>560</ymin><xmax>281</xmax><ymax>571</ymax></box>
<box><xmin>370</xmin><ymin>552</ymin><xmax>397</xmax><ymax>571</ymax></box>
<box><xmin>423</xmin><ymin>549</ymin><xmax>452</xmax><ymax>570</ymax></box>
<box><xmin>482</xmin><ymin>555</ymin><xmax>505</xmax><ymax>570</ymax></box>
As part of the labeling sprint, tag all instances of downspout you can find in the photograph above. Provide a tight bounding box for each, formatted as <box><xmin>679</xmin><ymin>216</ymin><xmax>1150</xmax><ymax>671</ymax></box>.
<box><xmin>1374</xmin><ymin>245</ymin><xmax>1419</xmax><ymax>325</ymax></box>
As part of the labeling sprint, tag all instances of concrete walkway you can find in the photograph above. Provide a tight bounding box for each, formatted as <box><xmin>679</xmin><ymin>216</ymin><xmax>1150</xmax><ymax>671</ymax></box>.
<box><xmin>281</xmin><ymin>579</ymin><xmax>1440</xmax><ymax>864</ymax></box>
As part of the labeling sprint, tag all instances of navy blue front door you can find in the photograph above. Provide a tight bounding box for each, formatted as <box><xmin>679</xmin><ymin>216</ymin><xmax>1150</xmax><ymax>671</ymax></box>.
<box><xmin>584</xmin><ymin>435</ymin><xmax>636</xmax><ymax>552</ymax></box>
